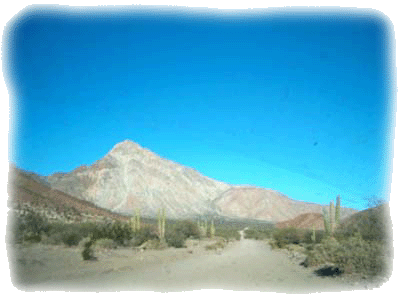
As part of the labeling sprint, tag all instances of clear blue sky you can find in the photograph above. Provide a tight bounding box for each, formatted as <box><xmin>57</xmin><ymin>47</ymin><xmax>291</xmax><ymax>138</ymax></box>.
<box><xmin>5</xmin><ymin>6</ymin><xmax>395</xmax><ymax>210</ymax></box>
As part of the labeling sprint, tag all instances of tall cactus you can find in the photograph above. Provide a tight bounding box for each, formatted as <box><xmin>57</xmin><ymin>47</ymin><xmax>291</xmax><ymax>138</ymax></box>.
<box><xmin>330</xmin><ymin>200</ymin><xmax>335</xmax><ymax>234</ymax></box>
<box><xmin>130</xmin><ymin>208</ymin><xmax>141</xmax><ymax>233</ymax></box>
<box><xmin>210</xmin><ymin>219</ymin><xmax>215</xmax><ymax>239</ymax></box>
<box><xmin>135</xmin><ymin>208</ymin><xmax>141</xmax><ymax>232</ymax></box>
<box><xmin>322</xmin><ymin>207</ymin><xmax>331</xmax><ymax>237</ymax></box>
<box><xmin>198</xmin><ymin>219</ymin><xmax>208</xmax><ymax>238</ymax></box>
<box><xmin>335</xmin><ymin>195</ymin><xmax>341</xmax><ymax>225</ymax></box>
<box><xmin>158</xmin><ymin>208</ymin><xmax>166</xmax><ymax>241</ymax></box>
<box><xmin>323</xmin><ymin>195</ymin><xmax>341</xmax><ymax>237</ymax></box>
<box><xmin>311</xmin><ymin>224</ymin><xmax>316</xmax><ymax>243</ymax></box>
<box><xmin>130</xmin><ymin>215</ymin><xmax>136</xmax><ymax>233</ymax></box>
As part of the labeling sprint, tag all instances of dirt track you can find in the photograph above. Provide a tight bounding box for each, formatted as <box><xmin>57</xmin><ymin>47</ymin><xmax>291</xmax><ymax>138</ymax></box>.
<box><xmin>10</xmin><ymin>232</ymin><xmax>371</xmax><ymax>293</ymax></box>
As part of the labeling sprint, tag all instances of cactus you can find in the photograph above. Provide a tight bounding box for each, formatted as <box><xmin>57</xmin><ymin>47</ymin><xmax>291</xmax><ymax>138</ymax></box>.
<box><xmin>210</xmin><ymin>219</ymin><xmax>215</xmax><ymax>239</ymax></box>
<box><xmin>158</xmin><ymin>208</ymin><xmax>166</xmax><ymax>241</ymax></box>
<box><xmin>311</xmin><ymin>224</ymin><xmax>316</xmax><ymax>243</ymax></box>
<box><xmin>335</xmin><ymin>195</ymin><xmax>341</xmax><ymax>225</ymax></box>
<box><xmin>323</xmin><ymin>195</ymin><xmax>341</xmax><ymax>237</ymax></box>
<box><xmin>130</xmin><ymin>208</ymin><xmax>141</xmax><ymax>233</ymax></box>
<box><xmin>135</xmin><ymin>208</ymin><xmax>141</xmax><ymax>231</ymax></box>
<box><xmin>330</xmin><ymin>200</ymin><xmax>335</xmax><ymax>234</ymax></box>
<box><xmin>323</xmin><ymin>207</ymin><xmax>331</xmax><ymax>237</ymax></box>
<box><xmin>130</xmin><ymin>214</ymin><xmax>137</xmax><ymax>233</ymax></box>
<box><xmin>198</xmin><ymin>219</ymin><xmax>208</xmax><ymax>238</ymax></box>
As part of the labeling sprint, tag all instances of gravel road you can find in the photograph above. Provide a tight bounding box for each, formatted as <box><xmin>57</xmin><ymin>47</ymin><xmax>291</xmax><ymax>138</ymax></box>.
<box><xmin>12</xmin><ymin>231</ymin><xmax>370</xmax><ymax>293</ymax></box>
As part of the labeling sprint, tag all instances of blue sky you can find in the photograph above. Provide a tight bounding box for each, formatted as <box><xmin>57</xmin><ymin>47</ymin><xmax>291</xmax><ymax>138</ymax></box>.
<box><xmin>5</xmin><ymin>6</ymin><xmax>396</xmax><ymax>210</ymax></box>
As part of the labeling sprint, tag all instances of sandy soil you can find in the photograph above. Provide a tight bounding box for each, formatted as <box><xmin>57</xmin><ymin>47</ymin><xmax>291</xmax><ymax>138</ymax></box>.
<box><xmin>8</xmin><ymin>233</ymin><xmax>379</xmax><ymax>293</ymax></box>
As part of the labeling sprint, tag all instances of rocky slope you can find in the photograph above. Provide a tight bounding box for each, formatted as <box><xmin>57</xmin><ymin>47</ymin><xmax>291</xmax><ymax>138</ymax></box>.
<box><xmin>8</xmin><ymin>165</ymin><xmax>129</xmax><ymax>223</ymax></box>
<box><xmin>275</xmin><ymin>213</ymin><xmax>325</xmax><ymax>230</ymax></box>
<box><xmin>213</xmin><ymin>186</ymin><xmax>357</xmax><ymax>223</ymax></box>
<box><xmin>46</xmin><ymin>140</ymin><xmax>231</xmax><ymax>218</ymax></box>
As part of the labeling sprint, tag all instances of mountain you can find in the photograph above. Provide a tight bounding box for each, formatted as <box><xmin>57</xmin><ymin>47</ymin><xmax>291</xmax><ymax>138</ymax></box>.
<box><xmin>275</xmin><ymin>213</ymin><xmax>325</xmax><ymax>230</ymax></box>
<box><xmin>46</xmin><ymin>140</ymin><xmax>231</xmax><ymax>218</ymax></box>
<box><xmin>44</xmin><ymin>140</ymin><xmax>357</xmax><ymax>221</ymax></box>
<box><xmin>213</xmin><ymin>186</ymin><xmax>357</xmax><ymax>222</ymax></box>
<box><xmin>8</xmin><ymin>165</ymin><xmax>129</xmax><ymax>223</ymax></box>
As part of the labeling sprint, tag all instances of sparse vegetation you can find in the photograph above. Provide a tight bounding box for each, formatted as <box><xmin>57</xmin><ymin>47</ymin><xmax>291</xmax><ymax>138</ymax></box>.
<box><xmin>205</xmin><ymin>238</ymin><xmax>226</xmax><ymax>251</ymax></box>
<box><xmin>272</xmin><ymin>227</ymin><xmax>305</xmax><ymax>248</ymax></box>
<box><xmin>94</xmin><ymin>238</ymin><xmax>116</xmax><ymax>249</ymax></box>
<box><xmin>12</xmin><ymin>208</ymin><xmax>50</xmax><ymax>243</ymax></box>
<box><xmin>268</xmin><ymin>202</ymin><xmax>392</xmax><ymax>279</ymax></box>
<box><xmin>165</xmin><ymin>220</ymin><xmax>201</xmax><ymax>248</ymax></box>
<box><xmin>213</xmin><ymin>221</ymin><xmax>242</xmax><ymax>241</ymax></box>
<box><xmin>131</xmin><ymin>225</ymin><xmax>159</xmax><ymax>247</ymax></box>
<box><xmin>165</xmin><ymin>229</ymin><xmax>186</xmax><ymax>248</ymax></box>
<box><xmin>244</xmin><ymin>224</ymin><xmax>275</xmax><ymax>240</ymax></box>
<box><xmin>303</xmin><ymin>234</ymin><xmax>388</xmax><ymax>277</ymax></box>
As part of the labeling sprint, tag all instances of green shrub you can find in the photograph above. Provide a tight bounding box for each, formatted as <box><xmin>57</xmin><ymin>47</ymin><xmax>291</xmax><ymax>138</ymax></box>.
<box><xmin>335</xmin><ymin>234</ymin><xmax>388</xmax><ymax>276</ymax></box>
<box><xmin>302</xmin><ymin>229</ymin><xmax>325</xmax><ymax>244</ymax></box>
<box><xmin>273</xmin><ymin>227</ymin><xmax>305</xmax><ymax>248</ymax></box>
<box><xmin>244</xmin><ymin>228</ymin><xmax>274</xmax><ymax>240</ymax></box>
<box><xmin>163</xmin><ymin>220</ymin><xmax>202</xmax><ymax>248</ymax></box>
<box><xmin>89</xmin><ymin>221</ymin><xmax>134</xmax><ymax>245</ymax></box>
<box><xmin>94</xmin><ymin>238</ymin><xmax>116</xmax><ymax>249</ymax></box>
<box><xmin>165</xmin><ymin>229</ymin><xmax>186</xmax><ymax>248</ymax></box>
<box><xmin>205</xmin><ymin>239</ymin><xmax>226</xmax><ymax>250</ymax></box>
<box><xmin>132</xmin><ymin>225</ymin><xmax>158</xmax><ymax>247</ymax></box>
<box><xmin>12</xmin><ymin>209</ymin><xmax>49</xmax><ymax>243</ymax></box>
<box><xmin>214</xmin><ymin>224</ymin><xmax>241</xmax><ymax>241</ymax></box>
<box><xmin>91</xmin><ymin>222</ymin><xmax>112</xmax><ymax>240</ymax></box>
<box><xmin>78</xmin><ymin>236</ymin><xmax>92</xmax><ymax>248</ymax></box>
<box><xmin>144</xmin><ymin>239</ymin><xmax>168</xmax><ymax>250</ymax></box>
<box><xmin>41</xmin><ymin>222</ymin><xmax>97</xmax><ymax>246</ymax></box>
<box><xmin>109</xmin><ymin>221</ymin><xmax>133</xmax><ymax>245</ymax></box>
<box><xmin>303</xmin><ymin>237</ymin><xmax>341</xmax><ymax>267</ymax></box>
<box><xmin>82</xmin><ymin>239</ymin><xmax>96</xmax><ymax>261</ymax></box>
<box><xmin>303</xmin><ymin>234</ymin><xmax>389</xmax><ymax>277</ymax></box>
<box><xmin>173</xmin><ymin>220</ymin><xmax>201</xmax><ymax>239</ymax></box>
<box><xmin>62</xmin><ymin>231</ymin><xmax>83</xmax><ymax>247</ymax></box>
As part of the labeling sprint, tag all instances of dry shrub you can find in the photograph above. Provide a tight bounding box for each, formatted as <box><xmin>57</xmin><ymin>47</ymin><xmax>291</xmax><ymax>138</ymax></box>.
<box><xmin>272</xmin><ymin>227</ymin><xmax>305</xmax><ymax>248</ymax></box>
<box><xmin>304</xmin><ymin>234</ymin><xmax>389</xmax><ymax>277</ymax></box>
<box><xmin>205</xmin><ymin>239</ymin><xmax>226</xmax><ymax>251</ymax></box>
<box><xmin>94</xmin><ymin>238</ymin><xmax>116</xmax><ymax>250</ymax></box>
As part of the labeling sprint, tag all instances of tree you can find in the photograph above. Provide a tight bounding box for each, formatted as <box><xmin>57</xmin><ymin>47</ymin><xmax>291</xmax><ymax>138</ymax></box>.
<box><xmin>365</xmin><ymin>196</ymin><xmax>386</xmax><ymax>208</ymax></box>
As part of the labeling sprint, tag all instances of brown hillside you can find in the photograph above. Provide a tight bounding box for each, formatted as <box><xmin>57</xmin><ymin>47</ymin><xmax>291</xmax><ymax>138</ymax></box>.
<box><xmin>275</xmin><ymin>213</ymin><xmax>325</xmax><ymax>230</ymax></box>
<box><xmin>8</xmin><ymin>165</ymin><xmax>129</xmax><ymax>223</ymax></box>
<box><xmin>337</xmin><ymin>203</ymin><xmax>392</xmax><ymax>242</ymax></box>
<box><xmin>213</xmin><ymin>186</ymin><xmax>357</xmax><ymax>223</ymax></box>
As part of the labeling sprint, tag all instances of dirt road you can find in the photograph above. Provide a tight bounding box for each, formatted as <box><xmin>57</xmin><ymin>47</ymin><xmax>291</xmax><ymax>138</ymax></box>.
<box><xmin>12</xmin><ymin>233</ymin><xmax>368</xmax><ymax>293</ymax></box>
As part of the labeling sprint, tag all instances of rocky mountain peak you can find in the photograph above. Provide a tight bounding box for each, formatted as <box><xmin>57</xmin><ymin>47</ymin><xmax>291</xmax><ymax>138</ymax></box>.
<box><xmin>107</xmin><ymin>140</ymin><xmax>157</xmax><ymax>163</ymax></box>
<box><xmin>109</xmin><ymin>140</ymin><xmax>142</xmax><ymax>155</ymax></box>
<box><xmin>45</xmin><ymin>140</ymin><xmax>357</xmax><ymax>221</ymax></box>
<box><xmin>46</xmin><ymin>140</ymin><xmax>231</xmax><ymax>218</ymax></box>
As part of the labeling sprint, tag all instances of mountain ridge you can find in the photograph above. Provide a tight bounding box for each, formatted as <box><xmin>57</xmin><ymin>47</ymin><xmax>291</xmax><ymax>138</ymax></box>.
<box><xmin>15</xmin><ymin>140</ymin><xmax>357</xmax><ymax>221</ymax></box>
<box><xmin>46</xmin><ymin>140</ymin><xmax>231</xmax><ymax>218</ymax></box>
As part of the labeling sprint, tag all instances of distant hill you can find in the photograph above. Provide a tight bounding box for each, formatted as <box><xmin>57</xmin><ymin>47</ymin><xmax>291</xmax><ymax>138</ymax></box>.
<box><xmin>8</xmin><ymin>165</ymin><xmax>129</xmax><ymax>223</ymax></box>
<box><xmin>275</xmin><ymin>213</ymin><xmax>325</xmax><ymax>230</ymax></box>
<box><xmin>336</xmin><ymin>203</ymin><xmax>392</xmax><ymax>242</ymax></box>
<box><xmin>213</xmin><ymin>186</ymin><xmax>357</xmax><ymax>223</ymax></box>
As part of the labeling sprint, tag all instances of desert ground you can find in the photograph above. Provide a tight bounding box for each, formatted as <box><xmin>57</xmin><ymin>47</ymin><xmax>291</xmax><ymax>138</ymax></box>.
<box><xmin>9</xmin><ymin>230</ymin><xmax>383</xmax><ymax>293</ymax></box>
